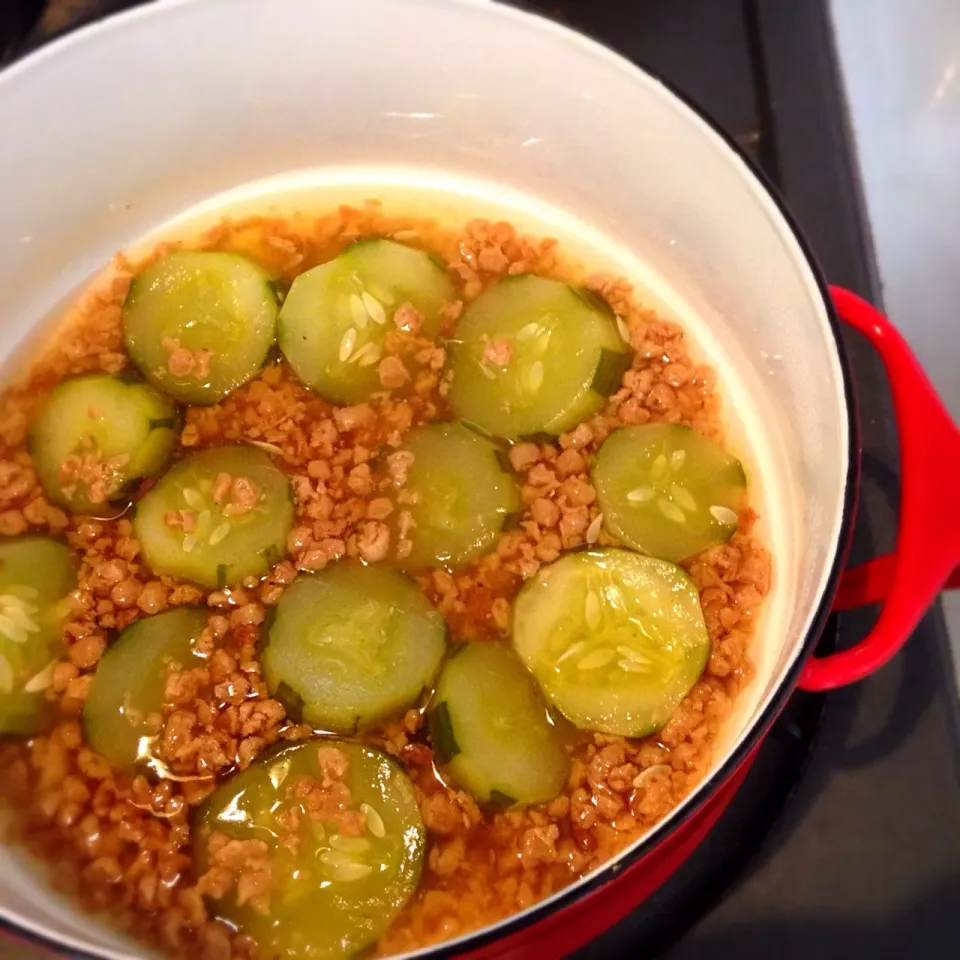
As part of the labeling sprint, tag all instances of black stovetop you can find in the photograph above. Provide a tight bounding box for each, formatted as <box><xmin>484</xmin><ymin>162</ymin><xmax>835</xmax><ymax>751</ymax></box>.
<box><xmin>8</xmin><ymin>2</ymin><xmax>960</xmax><ymax>959</ymax></box>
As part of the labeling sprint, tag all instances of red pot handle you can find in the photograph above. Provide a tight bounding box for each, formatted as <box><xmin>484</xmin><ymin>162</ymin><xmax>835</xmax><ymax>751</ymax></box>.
<box><xmin>798</xmin><ymin>287</ymin><xmax>960</xmax><ymax>692</ymax></box>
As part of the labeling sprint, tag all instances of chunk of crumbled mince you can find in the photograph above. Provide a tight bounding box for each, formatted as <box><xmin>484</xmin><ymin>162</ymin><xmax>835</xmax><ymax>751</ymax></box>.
<box><xmin>155</xmin><ymin>636</ymin><xmax>287</xmax><ymax>779</ymax></box>
<box><xmin>490</xmin><ymin>597</ymin><xmax>511</xmax><ymax>635</ymax></box>
<box><xmin>439</xmin><ymin>299</ymin><xmax>464</xmax><ymax>326</ymax></box>
<box><xmin>263</xmin><ymin>232</ymin><xmax>306</xmax><ymax>273</ymax></box>
<box><xmin>334</xmin><ymin>403</ymin><xmax>375</xmax><ymax>433</ymax></box>
<box><xmin>365</xmin><ymin>708</ymin><xmax>424</xmax><ymax>759</ymax></box>
<box><xmin>584</xmin><ymin>271</ymin><xmax>635</xmax><ymax>319</ymax></box>
<box><xmin>224</xmin><ymin>476</ymin><xmax>260</xmax><ymax>517</ymax></box>
<box><xmin>0</xmin><ymin>721</ymin><xmax>223</xmax><ymax>943</ymax></box>
<box><xmin>173</xmin><ymin>362</ymin><xmax>331</xmax><ymax>460</ymax></box>
<box><xmin>59</xmin><ymin>443</ymin><xmax>129</xmax><ymax>505</ymax></box>
<box><xmin>413</xmin><ymin>342</ymin><xmax>447</xmax><ymax>374</ymax></box>
<box><xmin>378</xmin><ymin>355</ymin><xmax>410</xmax><ymax>390</ymax></box>
<box><xmin>290</xmin><ymin>766</ymin><xmax>367</xmax><ymax>837</ymax></box>
<box><xmin>18</xmin><ymin>282</ymin><xmax>129</xmax><ymax>392</ymax></box>
<box><xmin>386</xmin><ymin>449</ymin><xmax>414</xmax><ymax>486</ymax></box>
<box><xmin>353</xmin><ymin>520</ymin><xmax>390</xmax><ymax>563</ymax></box>
<box><xmin>482</xmin><ymin>339</ymin><xmax>513</xmax><ymax>368</ymax></box>
<box><xmin>684</xmin><ymin>526</ymin><xmax>771</xmax><ymax>683</ymax></box>
<box><xmin>453</xmin><ymin>220</ymin><xmax>559</xmax><ymax>298</ymax></box>
<box><xmin>257</xmin><ymin>560</ymin><xmax>297</xmax><ymax>606</ymax></box>
<box><xmin>162</xmin><ymin>337</ymin><xmax>213</xmax><ymax>381</ymax></box>
<box><xmin>518</xmin><ymin>824</ymin><xmax>561</xmax><ymax>868</ymax></box>
<box><xmin>197</xmin><ymin>834</ymin><xmax>275</xmax><ymax>916</ymax></box>
<box><xmin>365</xmin><ymin>497</ymin><xmax>393</xmax><ymax>522</ymax></box>
<box><xmin>316</xmin><ymin>745</ymin><xmax>350</xmax><ymax>787</ymax></box>
<box><xmin>0</xmin><ymin>455</ymin><xmax>39</xmax><ymax>506</ymax></box>
<box><xmin>419</xmin><ymin>788</ymin><xmax>482</xmax><ymax>838</ymax></box>
<box><xmin>393</xmin><ymin>301</ymin><xmax>423</xmax><ymax>335</ymax></box>
<box><xmin>165</xmin><ymin>510</ymin><xmax>197</xmax><ymax>532</ymax></box>
<box><xmin>205</xmin><ymin>473</ymin><xmax>261</xmax><ymax>518</ymax></box>
<box><xmin>290</xmin><ymin>531</ymin><xmax>346</xmax><ymax>573</ymax></box>
<box><xmin>198</xmin><ymin>215</ymin><xmax>311</xmax><ymax>277</ymax></box>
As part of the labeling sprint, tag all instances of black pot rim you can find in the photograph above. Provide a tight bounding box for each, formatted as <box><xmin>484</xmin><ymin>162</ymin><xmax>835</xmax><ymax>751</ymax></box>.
<box><xmin>0</xmin><ymin>1</ymin><xmax>860</xmax><ymax>958</ymax></box>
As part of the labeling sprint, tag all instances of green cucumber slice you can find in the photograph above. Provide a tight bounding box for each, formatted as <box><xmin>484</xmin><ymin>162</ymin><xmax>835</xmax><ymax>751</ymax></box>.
<box><xmin>83</xmin><ymin>607</ymin><xmax>209</xmax><ymax>768</ymax></box>
<box><xmin>263</xmin><ymin>564</ymin><xmax>446</xmax><ymax>733</ymax></box>
<box><xmin>513</xmin><ymin>549</ymin><xmax>710</xmax><ymax>737</ymax></box>
<box><xmin>391</xmin><ymin>422</ymin><xmax>520</xmax><ymax>569</ymax></box>
<box><xmin>132</xmin><ymin>445</ymin><xmax>294</xmax><ymax>589</ymax></box>
<box><xmin>592</xmin><ymin>424</ymin><xmax>746</xmax><ymax>562</ymax></box>
<box><xmin>123</xmin><ymin>251</ymin><xmax>278</xmax><ymax>404</ymax></box>
<box><xmin>277</xmin><ymin>239</ymin><xmax>456</xmax><ymax>404</ymax></box>
<box><xmin>448</xmin><ymin>275</ymin><xmax>631</xmax><ymax>439</ymax></box>
<box><xmin>0</xmin><ymin>537</ymin><xmax>76</xmax><ymax>735</ymax></box>
<box><xmin>196</xmin><ymin>739</ymin><xmax>425</xmax><ymax>959</ymax></box>
<box><xmin>29</xmin><ymin>374</ymin><xmax>178</xmax><ymax>515</ymax></box>
<box><xmin>428</xmin><ymin>643</ymin><xmax>568</xmax><ymax>806</ymax></box>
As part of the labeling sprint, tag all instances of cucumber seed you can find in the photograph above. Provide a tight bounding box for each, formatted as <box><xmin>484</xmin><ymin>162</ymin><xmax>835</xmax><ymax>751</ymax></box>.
<box><xmin>349</xmin><ymin>294</ymin><xmax>368</xmax><ymax>330</ymax></box>
<box><xmin>339</xmin><ymin>328</ymin><xmax>358</xmax><ymax>363</ymax></box>
<box><xmin>360</xmin><ymin>802</ymin><xmax>386</xmax><ymax>839</ymax></box>
<box><xmin>585</xmin><ymin>513</ymin><xmax>603</xmax><ymax>544</ymax></box>
<box><xmin>658</xmin><ymin>498</ymin><xmax>686</xmax><ymax>524</ymax></box>
<box><xmin>709</xmin><ymin>504</ymin><xmax>738</xmax><ymax>525</ymax></box>
<box><xmin>577</xmin><ymin>648</ymin><xmax>615</xmax><ymax>671</ymax></box>
<box><xmin>23</xmin><ymin>659</ymin><xmax>57</xmax><ymax>694</ymax></box>
<box><xmin>361</xmin><ymin>291</ymin><xmax>387</xmax><ymax>325</ymax></box>
<box><xmin>584</xmin><ymin>590</ymin><xmax>601</xmax><ymax>630</ymax></box>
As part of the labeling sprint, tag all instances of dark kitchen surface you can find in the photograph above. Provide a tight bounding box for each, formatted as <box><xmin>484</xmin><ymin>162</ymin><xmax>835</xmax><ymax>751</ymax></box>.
<box><xmin>8</xmin><ymin>2</ymin><xmax>960</xmax><ymax>960</ymax></box>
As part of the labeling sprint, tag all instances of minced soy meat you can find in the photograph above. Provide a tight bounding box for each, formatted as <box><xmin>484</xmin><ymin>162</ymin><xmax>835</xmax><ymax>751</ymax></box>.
<box><xmin>0</xmin><ymin>201</ymin><xmax>770</xmax><ymax>959</ymax></box>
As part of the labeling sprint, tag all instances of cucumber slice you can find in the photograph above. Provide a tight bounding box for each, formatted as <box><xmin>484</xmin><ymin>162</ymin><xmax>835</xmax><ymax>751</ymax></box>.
<box><xmin>123</xmin><ymin>251</ymin><xmax>278</xmax><ymax>404</ymax></box>
<box><xmin>132</xmin><ymin>446</ymin><xmax>294</xmax><ymax>589</ymax></box>
<box><xmin>0</xmin><ymin>537</ymin><xmax>76</xmax><ymax>735</ymax></box>
<box><xmin>428</xmin><ymin>643</ymin><xmax>568</xmax><ymax>806</ymax></box>
<box><xmin>592</xmin><ymin>425</ymin><xmax>746</xmax><ymax>562</ymax></box>
<box><xmin>513</xmin><ymin>549</ymin><xmax>710</xmax><ymax>737</ymax></box>
<box><xmin>277</xmin><ymin>239</ymin><xmax>456</xmax><ymax>404</ymax></box>
<box><xmin>83</xmin><ymin>607</ymin><xmax>209</xmax><ymax>768</ymax></box>
<box><xmin>196</xmin><ymin>739</ymin><xmax>425</xmax><ymax>959</ymax></box>
<box><xmin>29</xmin><ymin>374</ymin><xmax>178</xmax><ymax>515</ymax></box>
<box><xmin>263</xmin><ymin>564</ymin><xmax>446</xmax><ymax>733</ymax></box>
<box><xmin>448</xmin><ymin>276</ymin><xmax>631</xmax><ymax>439</ymax></box>
<box><xmin>391</xmin><ymin>422</ymin><xmax>520</xmax><ymax>569</ymax></box>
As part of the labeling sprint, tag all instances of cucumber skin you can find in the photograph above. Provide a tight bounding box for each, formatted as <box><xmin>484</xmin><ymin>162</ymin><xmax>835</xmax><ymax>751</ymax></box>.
<box><xmin>123</xmin><ymin>252</ymin><xmax>279</xmax><ymax>405</ymax></box>
<box><xmin>391</xmin><ymin>422</ymin><xmax>522</xmax><ymax>571</ymax></box>
<box><xmin>592</xmin><ymin>424</ymin><xmax>746</xmax><ymax>562</ymax></box>
<box><xmin>262</xmin><ymin>565</ymin><xmax>447</xmax><ymax>733</ymax></box>
<box><xmin>277</xmin><ymin>239</ymin><xmax>455</xmax><ymax>404</ymax></box>
<box><xmin>82</xmin><ymin>606</ymin><xmax>210</xmax><ymax>769</ymax></box>
<box><xmin>513</xmin><ymin>549</ymin><xmax>711</xmax><ymax>738</ymax></box>
<box><xmin>448</xmin><ymin>275</ymin><xmax>631</xmax><ymax>439</ymax></box>
<box><xmin>194</xmin><ymin>739</ymin><xmax>426</xmax><ymax>959</ymax></box>
<box><xmin>28</xmin><ymin>375</ymin><xmax>179</xmax><ymax>516</ymax></box>
<box><xmin>132</xmin><ymin>445</ymin><xmax>294</xmax><ymax>589</ymax></box>
<box><xmin>0</xmin><ymin>536</ymin><xmax>76</xmax><ymax>736</ymax></box>
<box><xmin>429</xmin><ymin>642</ymin><xmax>569</xmax><ymax>806</ymax></box>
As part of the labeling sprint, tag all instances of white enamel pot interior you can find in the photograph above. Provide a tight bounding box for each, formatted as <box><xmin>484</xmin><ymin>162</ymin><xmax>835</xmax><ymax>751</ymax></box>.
<box><xmin>0</xmin><ymin>0</ymin><xmax>855</xmax><ymax>956</ymax></box>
